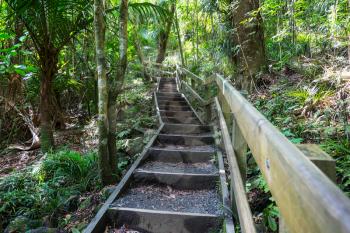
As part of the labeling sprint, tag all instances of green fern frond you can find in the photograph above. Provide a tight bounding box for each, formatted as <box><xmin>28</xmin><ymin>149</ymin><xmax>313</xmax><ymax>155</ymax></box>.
<box><xmin>107</xmin><ymin>2</ymin><xmax>169</xmax><ymax>24</ymax></box>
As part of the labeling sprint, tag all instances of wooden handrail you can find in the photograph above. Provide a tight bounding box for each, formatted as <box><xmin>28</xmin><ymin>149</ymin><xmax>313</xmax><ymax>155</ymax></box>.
<box><xmin>146</xmin><ymin>66</ymin><xmax>174</xmax><ymax>75</ymax></box>
<box><xmin>215</xmin><ymin>73</ymin><xmax>350</xmax><ymax>233</ymax></box>
<box><xmin>173</xmin><ymin>64</ymin><xmax>350</xmax><ymax>232</ymax></box>
<box><xmin>144</xmin><ymin>60</ymin><xmax>175</xmax><ymax>69</ymax></box>
<box><xmin>181</xmin><ymin>81</ymin><xmax>211</xmax><ymax>106</ymax></box>
<box><xmin>178</xmin><ymin>67</ymin><xmax>214</xmax><ymax>85</ymax></box>
<box><xmin>215</xmin><ymin>97</ymin><xmax>257</xmax><ymax>233</ymax></box>
<box><xmin>179</xmin><ymin>67</ymin><xmax>205</xmax><ymax>82</ymax></box>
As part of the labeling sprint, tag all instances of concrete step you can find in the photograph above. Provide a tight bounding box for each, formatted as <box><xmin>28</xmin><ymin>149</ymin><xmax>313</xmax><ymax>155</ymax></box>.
<box><xmin>157</xmin><ymin>100</ymin><xmax>189</xmax><ymax>106</ymax></box>
<box><xmin>146</xmin><ymin>148</ymin><xmax>214</xmax><ymax>163</ymax></box>
<box><xmin>156</xmin><ymin>92</ymin><xmax>182</xmax><ymax>98</ymax></box>
<box><xmin>161</xmin><ymin>116</ymin><xmax>200</xmax><ymax>124</ymax></box>
<box><xmin>159</xmin><ymin>110</ymin><xmax>196</xmax><ymax>118</ymax></box>
<box><xmin>154</xmin><ymin>134</ymin><xmax>215</xmax><ymax>147</ymax></box>
<box><xmin>161</xmin><ymin>124</ymin><xmax>211</xmax><ymax>135</ymax></box>
<box><xmin>159</xmin><ymin>105</ymin><xmax>192</xmax><ymax>111</ymax></box>
<box><xmin>137</xmin><ymin>160</ymin><xmax>217</xmax><ymax>173</ymax></box>
<box><xmin>133</xmin><ymin>170</ymin><xmax>218</xmax><ymax>189</ymax></box>
<box><xmin>157</xmin><ymin>96</ymin><xmax>185</xmax><ymax>102</ymax></box>
<box><xmin>107</xmin><ymin>207</ymin><xmax>221</xmax><ymax>233</ymax></box>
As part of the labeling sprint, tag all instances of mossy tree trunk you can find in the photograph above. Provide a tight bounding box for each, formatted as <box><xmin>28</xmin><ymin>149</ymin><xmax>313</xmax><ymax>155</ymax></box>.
<box><xmin>231</xmin><ymin>0</ymin><xmax>266</xmax><ymax>92</ymax></box>
<box><xmin>107</xmin><ymin>0</ymin><xmax>129</xmax><ymax>180</ymax></box>
<box><xmin>156</xmin><ymin>3</ymin><xmax>176</xmax><ymax>64</ymax></box>
<box><xmin>38</xmin><ymin>46</ymin><xmax>58</xmax><ymax>153</ymax></box>
<box><xmin>94</xmin><ymin>0</ymin><xmax>115</xmax><ymax>185</ymax></box>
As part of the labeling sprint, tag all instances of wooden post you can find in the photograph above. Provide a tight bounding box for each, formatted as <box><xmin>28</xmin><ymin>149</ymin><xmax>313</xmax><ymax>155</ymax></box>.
<box><xmin>218</xmin><ymin>92</ymin><xmax>232</xmax><ymax>130</ymax></box>
<box><xmin>204</xmin><ymin>103</ymin><xmax>211</xmax><ymax>124</ymax></box>
<box><xmin>204</xmin><ymin>85</ymin><xmax>211</xmax><ymax>123</ymax></box>
<box><xmin>218</xmin><ymin>92</ymin><xmax>248</xmax><ymax>215</ymax></box>
<box><xmin>279</xmin><ymin>144</ymin><xmax>336</xmax><ymax>233</ymax></box>
<box><xmin>231</xmin><ymin>118</ymin><xmax>248</xmax><ymax>185</ymax></box>
<box><xmin>191</xmin><ymin>78</ymin><xmax>195</xmax><ymax>89</ymax></box>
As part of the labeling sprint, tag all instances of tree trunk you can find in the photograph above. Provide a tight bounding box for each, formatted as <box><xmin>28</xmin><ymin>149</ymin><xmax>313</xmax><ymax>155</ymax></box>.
<box><xmin>348</xmin><ymin>0</ymin><xmax>350</xmax><ymax>64</ymax></box>
<box><xmin>134</xmin><ymin>31</ymin><xmax>150</xmax><ymax>82</ymax></box>
<box><xmin>156</xmin><ymin>3</ymin><xmax>176</xmax><ymax>64</ymax></box>
<box><xmin>107</xmin><ymin>0</ymin><xmax>129</xmax><ymax>177</ymax></box>
<box><xmin>39</xmin><ymin>48</ymin><xmax>58</xmax><ymax>153</ymax></box>
<box><xmin>231</xmin><ymin>0</ymin><xmax>266</xmax><ymax>92</ymax></box>
<box><xmin>94</xmin><ymin>0</ymin><xmax>115</xmax><ymax>185</ymax></box>
<box><xmin>175</xmin><ymin>10</ymin><xmax>186</xmax><ymax>66</ymax></box>
<box><xmin>195</xmin><ymin>0</ymin><xmax>199</xmax><ymax>62</ymax></box>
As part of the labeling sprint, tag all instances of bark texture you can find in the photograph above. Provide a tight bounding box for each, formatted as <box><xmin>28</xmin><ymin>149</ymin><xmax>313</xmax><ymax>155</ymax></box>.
<box><xmin>156</xmin><ymin>3</ymin><xmax>176</xmax><ymax>64</ymax></box>
<box><xmin>94</xmin><ymin>0</ymin><xmax>115</xmax><ymax>185</ymax></box>
<box><xmin>38</xmin><ymin>46</ymin><xmax>58</xmax><ymax>152</ymax></box>
<box><xmin>107</xmin><ymin>0</ymin><xmax>129</xmax><ymax>179</ymax></box>
<box><xmin>231</xmin><ymin>0</ymin><xmax>266</xmax><ymax>91</ymax></box>
<box><xmin>175</xmin><ymin>10</ymin><xmax>186</xmax><ymax>66</ymax></box>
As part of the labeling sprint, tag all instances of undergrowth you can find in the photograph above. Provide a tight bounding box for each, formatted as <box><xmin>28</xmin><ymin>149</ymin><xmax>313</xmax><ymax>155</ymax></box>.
<box><xmin>247</xmin><ymin>66</ymin><xmax>350</xmax><ymax>232</ymax></box>
<box><xmin>0</xmin><ymin>77</ymin><xmax>156</xmax><ymax>232</ymax></box>
<box><xmin>0</xmin><ymin>150</ymin><xmax>101</xmax><ymax>232</ymax></box>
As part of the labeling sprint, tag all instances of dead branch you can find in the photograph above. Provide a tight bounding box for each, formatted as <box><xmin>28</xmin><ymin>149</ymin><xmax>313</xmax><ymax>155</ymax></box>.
<box><xmin>0</xmin><ymin>96</ymin><xmax>40</xmax><ymax>151</ymax></box>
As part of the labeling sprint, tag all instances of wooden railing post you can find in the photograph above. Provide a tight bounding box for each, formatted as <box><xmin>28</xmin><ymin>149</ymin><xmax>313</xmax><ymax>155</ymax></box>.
<box><xmin>191</xmin><ymin>78</ymin><xmax>196</xmax><ymax>90</ymax></box>
<box><xmin>218</xmin><ymin>93</ymin><xmax>232</xmax><ymax>129</ymax></box>
<box><xmin>231</xmin><ymin>118</ymin><xmax>248</xmax><ymax>185</ymax></box>
<box><xmin>204</xmin><ymin>85</ymin><xmax>211</xmax><ymax>123</ymax></box>
<box><xmin>219</xmin><ymin>90</ymin><xmax>248</xmax><ymax>185</ymax></box>
<box><xmin>279</xmin><ymin>144</ymin><xmax>336</xmax><ymax>233</ymax></box>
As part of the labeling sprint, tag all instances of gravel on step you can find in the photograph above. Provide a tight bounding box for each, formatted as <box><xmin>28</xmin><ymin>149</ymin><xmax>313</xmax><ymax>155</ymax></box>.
<box><xmin>137</xmin><ymin>161</ymin><xmax>218</xmax><ymax>174</ymax></box>
<box><xmin>112</xmin><ymin>184</ymin><xmax>223</xmax><ymax>215</ymax></box>
<box><xmin>152</xmin><ymin>145</ymin><xmax>216</xmax><ymax>152</ymax></box>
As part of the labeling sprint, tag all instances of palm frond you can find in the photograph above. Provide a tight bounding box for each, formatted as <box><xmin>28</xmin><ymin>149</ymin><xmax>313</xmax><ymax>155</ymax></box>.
<box><xmin>107</xmin><ymin>2</ymin><xmax>169</xmax><ymax>25</ymax></box>
<box><xmin>5</xmin><ymin>0</ymin><xmax>93</xmax><ymax>51</ymax></box>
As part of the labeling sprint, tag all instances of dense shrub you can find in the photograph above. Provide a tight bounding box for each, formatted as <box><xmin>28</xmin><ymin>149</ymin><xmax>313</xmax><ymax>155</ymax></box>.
<box><xmin>0</xmin><ymin>150</ymin><xmax>100</xmax><ymax>231</ymax></box>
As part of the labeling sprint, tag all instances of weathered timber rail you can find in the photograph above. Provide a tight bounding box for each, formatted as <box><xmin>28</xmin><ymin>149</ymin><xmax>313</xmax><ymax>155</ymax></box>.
<box><xmin>84</xmin><ymin>68</ymin><xmax>234</xmax><ymax>232</ymax></box>
<box><xmin>175</xmin><ymin>65</ymin><xmax>350</xmax><ymax>233</ymax></box>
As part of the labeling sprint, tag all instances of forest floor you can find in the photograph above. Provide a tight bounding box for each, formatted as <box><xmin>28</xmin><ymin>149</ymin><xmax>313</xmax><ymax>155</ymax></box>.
<box><xmin>0</xmin><ymin>77</ymin><xmax>157</xmax><ymax>233</ymax></box>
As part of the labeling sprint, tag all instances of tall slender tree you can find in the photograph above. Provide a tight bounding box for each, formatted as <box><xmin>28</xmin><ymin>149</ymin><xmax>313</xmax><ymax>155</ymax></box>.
<box><xmin>106</xmin><ymin>0</ymin><xmax>129</xmax><ymax>181</ymax></box>
<box><xmin>156</xmin><ymin>2</ymin><xmax>175</xmax><ymax>64</ymax></box>
<box><xmin>94</xmin><ymin>0</ymin><xmax>115</xmax><ymax>185</ymax></box>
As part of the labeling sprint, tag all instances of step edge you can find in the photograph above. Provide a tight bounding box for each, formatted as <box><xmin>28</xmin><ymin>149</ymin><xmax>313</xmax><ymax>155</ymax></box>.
<box><xmin>107</xmin><ymin>207</ymin><xmax>221</xmax><ymax>218</ymax></box>
<box><xmin>134</xmin><ymin>169</ymin><xmax>219</xmax><ymax>176</ymax></box>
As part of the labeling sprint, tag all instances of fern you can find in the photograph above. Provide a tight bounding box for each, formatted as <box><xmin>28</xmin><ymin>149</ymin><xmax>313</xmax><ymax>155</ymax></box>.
<box><xmin>107</xmin><ymin>2</ymin><xmax>169</xmax><ymax>24</ymax></box>
<box><xmin>5</xmin><ymin>0</ymin><xmax>92</xmax><ymax>50</ymax></box>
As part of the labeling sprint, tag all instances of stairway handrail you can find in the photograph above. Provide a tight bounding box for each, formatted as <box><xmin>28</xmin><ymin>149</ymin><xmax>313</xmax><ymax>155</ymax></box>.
<box><xmin>175</xmin><ymin>63</ymin><xmax>350</xmax><ymax>233</ymax></box>
<box><xmin>214</xmin><ymin>73</ymin><xmax>350</xmax><ymax>233</ymax></box>
<box><xmin>175</xmin><ymin>65</ymin><xmax>211</xmax><ymax>106</ymax></box>
<box><xmin>215</xmin><ymin>97</ymin><xmax>257</xmax><ymax>233</ymax></box>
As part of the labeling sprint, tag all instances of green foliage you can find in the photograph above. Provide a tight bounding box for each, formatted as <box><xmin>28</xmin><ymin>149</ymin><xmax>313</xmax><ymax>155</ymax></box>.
<box><xmin>39</xmin><ymin>150</ymin><xmax>98</xmax><ymax>189</ymax></box>
<box><xmin>108</xmin><ymin>2</ymin><xmax>170</xmax><ymax>24</ymax></box>
<box><xmin>260</xmin><ymin>0</ymin><xmax>350</xmax><ymax>69</ymax></box>
<box><xmin>5</xmin><ymin>0</ymin><xmax>92</xmax><ymax>50</ymax></box>
<box><xmin>0</xmin><ymin>32</ymin><xmax>37</xmax><ymax>77</ymax></box>
<box><xmin>263</xmin><ymin>203</ymin><xmax>279</xmax><ymax>231</ymax></box>
<box><xmin>253</xmin><ymin>76</ymin><xmax>350</xmax><ymax>197</ymax></box>
<box><xmin>0</xmin><ymin>149</ymin><xmax>100</xmax><ymax>230</ymax></box>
